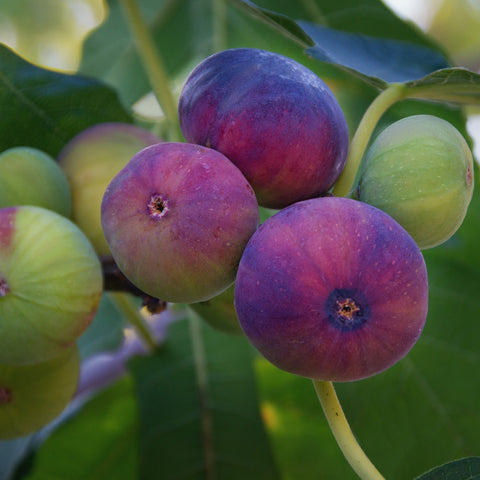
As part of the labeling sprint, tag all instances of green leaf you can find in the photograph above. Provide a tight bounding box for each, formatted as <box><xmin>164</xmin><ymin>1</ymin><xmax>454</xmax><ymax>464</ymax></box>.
<box><xmin>23</xmin><ymin>377</ymin><xmax>138</xmax><ymax>480</ymax></box>
<box><xmin>405</xmin><ymin>68</ymin><xmax>480</xmax><ymax>105</ymax></box>
<box><xmin>128</xmin><ymin>314</ymin><xmax>280</xmax><ymax>480</ymax></box>
<box><xmin>415</xmin><ymin>457</ymin><xmax>480</xmax><ymax>480</ymax></box>
<box><xmin>0</xmin><ymin>43</ymin><xmax>132</xmax><ymax>157</ymax></box>
<box><xmin>303</xmin><ymin>24</ymin><xmax>448</xmax><ymax>87</ymax></box>
<box><xmin>231</xmin><ymin>0</ymin><xmax>450</xmax><ymax>86</ymax></box>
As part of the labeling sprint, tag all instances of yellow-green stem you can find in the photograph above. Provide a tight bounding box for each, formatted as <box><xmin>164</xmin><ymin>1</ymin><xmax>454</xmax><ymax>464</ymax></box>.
<box><xmin>108</xmin><ymin>291</ymin><xmax>158</xmax><ymax>352</ymax></box>
<box><xmin>120</xmin><ymin>0</ymin><xmax>180</xmax><ymax>141</ymax></box>
<box><xmin>313</xmin><ymin>380</ymin><xmax>385</xmax><ymax>480</ymax></box>
<box><xmin>213</xmin><ymin>0</ymin><xmax>227</xmax><ymax>52</ymax></box>
<box><xmin>333</xmin><ymin>83</ymin><xmax>406</xmax><ymax>197</ymax></box>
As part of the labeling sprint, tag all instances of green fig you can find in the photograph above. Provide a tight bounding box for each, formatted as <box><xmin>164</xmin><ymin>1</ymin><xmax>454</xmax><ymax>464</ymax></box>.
<box><xmin>356</xmin><ymin>115</ymin><xmax>474</xmax><ymax>249</ymax></box>
<box><xmin>0</xmin><ymin>205</ymin><xmax>103</xmax><ymax>365</ymax></box>
<box><xmin>0</xmin><ymin>346</ymin><xmax>79</xmax><ymax>439</ymax></box>
<box><xmin>0</xmin><ymin>146</ymin><xmax>71</xmax><ymax>217</ymax></box>
<box><xmin>189</xmin><ymin>284</ymin><xmax>244</xmax><ymax>335</ymax></box>
<box><xmin>58</xmin><ymin>122</ymin><xmax>162</xmax><ymax>255</ymax></box>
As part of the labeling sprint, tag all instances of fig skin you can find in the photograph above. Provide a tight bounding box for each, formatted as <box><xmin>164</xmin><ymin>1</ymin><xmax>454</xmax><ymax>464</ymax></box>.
<box><xmin>0</xmin><ymin>346</ymin><xmax>79</xmax><ymax>439</ymax></box>
<box><xmin>101</xmin><ymin>142</ymin><xmax>260</xmax><ymax>304</ymax></box>
<box><xmin>58</xmin><ymin>122</ymin><xmax>162</xmax><ymax>255</ymax></box>
<box><xmin>0</xmin><ymin>146</ymin><xmax>71</xmax><ymax>217</ymax></box>
<box><xmin>356</xmin><ymin>115</ymin><xmax>474</xmax><ymax>249</ymax></box>
<box><xmin>0</xmin><ymin>206</ymin><xmax>103</xmax><ymax>365</ymax></box>
<box><xmin>234</xmin><ymin>196</ymin><xmax>429</xmax><ymax>382</ymax></box>
<box><xmin>189</xmin><ymin>284</ymin><xmax>244</xmax><ymax>335</ymax></box>
<box><xmin>178</xmin><ymin>48</ymin><xmax>349</xmax><ymax>209</ymax></box>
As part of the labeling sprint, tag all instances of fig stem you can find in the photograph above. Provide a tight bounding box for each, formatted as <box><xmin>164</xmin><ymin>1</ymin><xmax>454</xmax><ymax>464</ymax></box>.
<box><xmin>119</xmin><ymin>0</ymin><xmax>181</xmax><ymax>141</ymax></box>
<box><xmin>313</xmin><ymin>380</ymin><xmax>386</xmax><ymax>480</ymax></box>
<box><xmin>189</xmin><ymin>311</ymin><xmax>215</xmax><ymax>479</ymax></box>
<box><xmin>108</xmin><ymin>292</ymin><xmax>158</xmax><ymax>352</ymax></box>
<box><xmin>333</xmin><ymin>83</ymin><xmax>406</xmax><ymax>198</ymax></box>
<box><xmin>213</xmin><ymin>0</ymin><xmax>227</xmax><ymax>52</ymax></box>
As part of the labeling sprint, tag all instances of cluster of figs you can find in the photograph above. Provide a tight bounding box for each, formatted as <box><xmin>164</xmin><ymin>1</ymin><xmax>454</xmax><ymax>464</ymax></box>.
<box><xmin>0</xmin><ymin>47</ymin><xmax>474</xmax><ymax>439</ymax></box>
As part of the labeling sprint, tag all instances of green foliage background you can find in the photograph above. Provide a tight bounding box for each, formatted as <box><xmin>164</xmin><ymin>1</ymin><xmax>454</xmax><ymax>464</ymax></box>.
<box><xmin>0</xmin><ymin>1</ymin><xmax>479</xmax><ymax>479</ymax></box>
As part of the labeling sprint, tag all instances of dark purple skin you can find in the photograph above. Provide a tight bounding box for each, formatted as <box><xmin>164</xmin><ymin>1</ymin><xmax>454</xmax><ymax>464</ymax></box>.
<box><xmin>178</xmin><ymin>48</ymin><xmax>349</xmax><ymax>209</ymax></box>
<box><xmin>234</xmin><ymin>196</ymin><xmax>428</xmax><ymax>382</ymax></box>
<box><xmin>101</xmin><ymin>142</ymin><xmax>260</xmax><ymax>304</ymax></box>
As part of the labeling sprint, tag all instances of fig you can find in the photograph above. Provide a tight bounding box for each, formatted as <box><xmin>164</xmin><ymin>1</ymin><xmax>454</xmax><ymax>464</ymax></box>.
<box><xmin>0</xmin><ymin>205</ymin><xmax>103</xmax><ymax>365</ymax></box>
<box><xmin>356</xmin><ymin>115</ymin><xmax>474</xmax><ymax>249</ymax></box>
<box><xmin>234</xmin><ymin>196</ymin><xmax>428</xmax><ymax>382</ymax></box>
<box><xmin>178</xmin><ymin>48</ymin><xmax>349</xmax><ymax>209</ymax></box>
<box><xmin>189</xmin><ymin>284</ymin><xmax>243</xmax><ymax>335</ymax></box>
<box><xmin>58</xmin><ymin>122</ymin><xmax>162</xmax><ymax>255</ymax></box>
<box><xmin>101</xmin><ymin>142</ymin><xmax>259</xmax><ymax>304</ymax></box>
<box><xmin>0</xmin><ymin>346</ymin><xmax>79</xmax><ymax>439</ymax></box>
<box><xmin>0</xmin><ymin>146</ymin><xmax>71</xmax><ymax>217</ymax></box>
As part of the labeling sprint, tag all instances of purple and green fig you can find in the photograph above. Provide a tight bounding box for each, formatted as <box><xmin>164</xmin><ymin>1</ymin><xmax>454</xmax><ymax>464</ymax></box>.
<box><xmin>356</xmin><ymin>115</ymin><xmax>474</xmax><ymax>249</ymax></box>
<box><xmin>0</xmin><ymin>346</ymin><xmax>79</xmax><ymax>439</ymax></box>
<box><xmin>101</xmin><ymin>142</ymin><xmax>260</xmax><ymax>304</ymax></box>
<box><xmin>178</xmin><ymin>48</ymin><xmax>349</xmax><ymax>209</ymax></box>
<box><xmin>234</xmin><ymin>196</ymin><xmax>429</xmax><ymax>382</ymax></box>
<box><xmin>0</xmin><ymin>206</ymin><xmax>103</xmax><ymax>365</ymax></box>
<box><xmin>0</xmin><ymin>146</ymin><xmax>71</xmax><ymax>217</ymax></box>
<box><xmin>58</xmin><ymin>122</ymin><xmax>162</xmax><ymax>255</ymax></box>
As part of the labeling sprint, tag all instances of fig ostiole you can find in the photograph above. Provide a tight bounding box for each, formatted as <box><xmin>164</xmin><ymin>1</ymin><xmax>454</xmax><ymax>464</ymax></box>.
<box><xmin>101</xmin><ymin>142</ymin><xmax>260</xmax><ymax>304</ymax></box>
<box><xmin>0</xmin><ymin>346</ymin><xmax>79</xmax><ymax>439</ymax></box>
<box><xmin>234</xmin><ymin>196</ymin><xmax>429</xmax><ymax>382</ymax></box>
<box><xmin>0</xmin><ymin>146</ymin><xmax>72</xmax><ymax>217</ymax></box>
<box><xmin>0</xmin><ymin>205</ymin><xmax>103</xmax><ymax>365</ymax></box>
<box><xmin>58</xmin><ymin>122</ymin><xmax>162</xmax><ymax>256</ymax></box>
<box><xmin>356</xmin><ymin>114</ymin><xmax>474</xmax><ymax>249</ymax></box>
<box><xmin>178</xmin><ymin>48</ymin><xmax>349</xmax><ymax>209</ymax></box>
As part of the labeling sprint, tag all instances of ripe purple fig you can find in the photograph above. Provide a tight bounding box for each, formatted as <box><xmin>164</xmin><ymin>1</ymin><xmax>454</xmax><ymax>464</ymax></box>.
<box><xmin>58</xmin><ymin>122</ymin><xmax>162</xmax><ymax>255</ymax></box>
<box><xmin>0</xmin><ymin>346</ymin><xmax>79</xmax><ymax>439</ymax></box>
<box><xmin>234</xmin><ymin>196</ymin><xmax>428</xmax><ymax>382</ymax></box>
<box><xmin>0</xmin><ymin>146</ymin><xmax>71</xmax><ymax>217</ymax></box>
<box><xmin>356</xmin><ymin>115</ymin><xmax>474</xmax><ymax>249</ymax></box>
<box><xmin>0</xmin><ymin>206</ymin><xmax>103</xmax><ymax>365</ymax></box>
<box><xmin>178</xmin><ymin>48</ymin><xmax>349</xmax><ymax>209</ymax></box>
<box><xmin>101</xmin><ymin>142</ymin><xmax>259</xmax><ymax>303</ymax></box>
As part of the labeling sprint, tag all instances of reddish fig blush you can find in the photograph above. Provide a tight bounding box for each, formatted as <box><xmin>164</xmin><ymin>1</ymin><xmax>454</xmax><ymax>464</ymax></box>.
<box><xmin>179</xmin><ymin>48</ymin><xmax>349</xmax><ymax>209</ymax></box>
<box><xmin>101</xmin><ymin>142</ymin><xmax>260</xmax><ymax>304</ymax></box>
<box><xmin>234</xmin><ymin>196</ymin><xmax>429</xmax><ymax>382</ymax></box>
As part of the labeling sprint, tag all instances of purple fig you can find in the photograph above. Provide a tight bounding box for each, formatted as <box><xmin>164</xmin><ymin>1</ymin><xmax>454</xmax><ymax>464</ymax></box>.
<box><xmin>101</xmin><ymin>142</ymin><xmax>259</xmax><ymax>303</ymax></box>
<box><xmin>58</xmin><ymin>122</ymin><xmax>162</xmax><ymax>255</ymax></box>
<box><xmin>0</xmin><ymin>346</ymin><xmax>79</xmax><ymax>439</ymax></box>
<box><xmin>0</xmin><ymin>206</ymin><xmax>103</xmax><ymax>365</ymax></box>
<box><xmin>178</xmin><ymin>48</ymin><xmax>349</xmax><ymax>209</ymax></box>
<box><xmin>234</xmin><ymin>196</ymin><xmax>428</xmax><ymax>382</ymax></box>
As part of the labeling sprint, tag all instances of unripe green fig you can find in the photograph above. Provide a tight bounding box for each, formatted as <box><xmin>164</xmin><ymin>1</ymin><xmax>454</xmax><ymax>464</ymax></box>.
<box><xmin>0</xmin><ymin>206</ymin><xmax>103</xmax><ymax>365</ymax></box>
<box><xmin>0</xmin><ymin>346</ymin><xmax>79</xmax><ymax>439</ymax></box>
<box><xmin>189</xmin><ymin>284</ymin><xmax>244</xmax><ymax>335</ymax></box>
<box><xmin>58</xmin><ymin>122</ymin><xmax>162</xmax><ymax>255</ymax></box>
<box><xmin>0</xmin><ymin>146</ymin><xmax>71</xmax><ymax>217</ymax></box>
<box><xmin>356</xmin><ymin>115</ymin><xmax>474</xmax><ymax>249</ymax></box>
